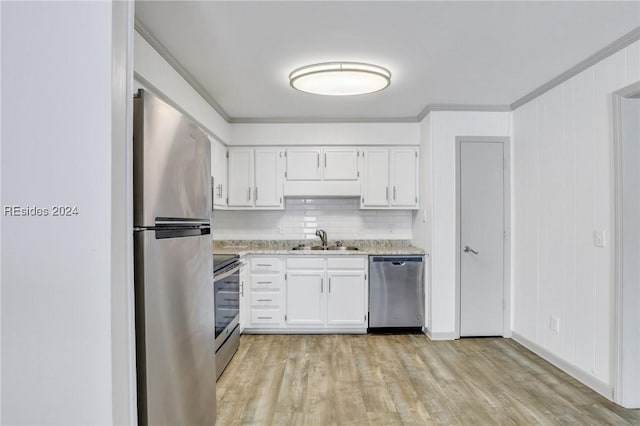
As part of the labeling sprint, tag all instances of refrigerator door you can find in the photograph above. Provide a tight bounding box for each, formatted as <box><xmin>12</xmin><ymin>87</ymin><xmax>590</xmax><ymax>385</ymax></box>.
<box><xmin>134</xmin><ymin>90</ymin><xmax>212</xmax><ymax>227</ymax></box>
<box><xmin>134</xmin><ymin>230</ymin><xmax>216</xmax><ymax>426</ymax></box>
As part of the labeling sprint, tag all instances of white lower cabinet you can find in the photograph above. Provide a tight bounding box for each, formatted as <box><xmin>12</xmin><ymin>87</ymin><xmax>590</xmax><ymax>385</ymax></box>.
<box><xmin>285</xmin><ymin>255</ymin><xmax>368</xmax><ymax>332</ymax></box>
<box><xmin>242</xmin><ymin>254</ymin><xmax>368</xmax><ymax>333</ymax></box>
<box><xmin>239</xmin><ymin>260</ymin><xmax>250</xmax><ymax>333</ymax></box>
<box><xmin>242</xmin><ymin>256</ymin><xmax>285</xmax><ymax>331</ymax></box>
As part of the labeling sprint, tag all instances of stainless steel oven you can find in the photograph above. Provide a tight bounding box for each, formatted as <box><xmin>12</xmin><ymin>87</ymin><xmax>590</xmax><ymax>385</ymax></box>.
<box><xmin>213</xmin><ymin>254</ymin><xmax>241</xmax><ymax>379</ymax></box>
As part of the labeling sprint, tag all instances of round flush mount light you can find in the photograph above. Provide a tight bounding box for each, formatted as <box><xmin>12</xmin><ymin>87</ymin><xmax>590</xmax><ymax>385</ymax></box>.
<box><xmin>289</xmin><ymin>62</ymin><xmax>391</xmax><ymax>96</ymax></box>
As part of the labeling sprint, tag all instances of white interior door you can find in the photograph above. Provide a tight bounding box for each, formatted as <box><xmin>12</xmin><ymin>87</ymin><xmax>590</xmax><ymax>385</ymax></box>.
<box><xmin>460</xmin><ymin>141</ymin><xmax>505</xmax><ymax>337</ymax></box>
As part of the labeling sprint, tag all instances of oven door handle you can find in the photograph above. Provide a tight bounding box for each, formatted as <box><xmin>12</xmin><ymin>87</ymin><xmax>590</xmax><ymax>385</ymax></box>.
<box><xmin>214</xmin><ymin>262</ymin><xmax>243</xmax><ymax>281</ymax></box>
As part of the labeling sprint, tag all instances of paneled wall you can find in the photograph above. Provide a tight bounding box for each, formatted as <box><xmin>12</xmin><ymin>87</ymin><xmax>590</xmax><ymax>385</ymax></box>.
<box><xmin>213</xmin><ymin>198</ymin><xmax>413</xmax><ymax>241</ymax></box>
<box><xmin>512</xmin><ymin>41</ymin><xmax>640</xmax><ymax>395</ymax></box>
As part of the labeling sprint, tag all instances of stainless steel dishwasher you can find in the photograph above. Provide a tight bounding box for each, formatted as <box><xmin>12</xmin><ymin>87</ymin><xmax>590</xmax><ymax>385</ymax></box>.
<box><xmin>369</xmin><ymin>255</ymin><xmax>425</xmax><ymax>331</ymax></box>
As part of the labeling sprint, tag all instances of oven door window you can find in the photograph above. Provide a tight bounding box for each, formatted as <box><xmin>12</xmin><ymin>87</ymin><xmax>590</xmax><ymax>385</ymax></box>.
<box><xmin>214</xmin><ymin>271</ymin><xmax>239</xmax><ymax>338</ymax></box>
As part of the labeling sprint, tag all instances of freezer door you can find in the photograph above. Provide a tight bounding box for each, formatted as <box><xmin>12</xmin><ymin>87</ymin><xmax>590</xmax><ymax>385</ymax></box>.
<box><xmin>134</xmin><ymin>90</ymin><xmax>212</xmax><ymax>227</ymax></box>
<box><xmin>134</xmin><ymin>231</ymin><xmax>216</xmax><ymax>426</ymax></box>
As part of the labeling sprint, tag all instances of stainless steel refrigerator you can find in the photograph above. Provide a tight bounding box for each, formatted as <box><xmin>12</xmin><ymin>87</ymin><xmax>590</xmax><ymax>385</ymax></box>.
<box><xmin>133</xmin><ymin>89</ymin><xmax>216</xmax><ymax>425</ymax></box>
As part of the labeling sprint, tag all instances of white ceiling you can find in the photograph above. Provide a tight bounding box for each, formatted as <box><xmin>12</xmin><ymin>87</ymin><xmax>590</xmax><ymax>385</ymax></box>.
<box><xmin>135</xmin><ymin>1</ymin><xmax>640</xmax><ymax>121</ymax></box>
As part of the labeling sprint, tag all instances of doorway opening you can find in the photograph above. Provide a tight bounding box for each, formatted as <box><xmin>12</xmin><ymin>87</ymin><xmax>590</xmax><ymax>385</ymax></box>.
<box><xmin>613</xmin><ymin>81</ymin><xmax>640</xmax><ymax>408</ymax></box>
<box><xmin>455</xmin><ymin>136</ymin><xmax>511</xmax><ymax>339</ymax></box>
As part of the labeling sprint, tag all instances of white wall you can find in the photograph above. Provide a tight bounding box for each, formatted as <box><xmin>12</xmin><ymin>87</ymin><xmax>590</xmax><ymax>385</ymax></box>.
<box><xmin>512</xmin><ymin>41</ymin><xmax>640</xmax><ymax>396</ymax></box>
<box><xmin>412</xmin><ymin>117</ymin><xmax>433</xmax><ymax>329</ymax></box>
<box><xmin>230</xmin><ymin>122</ymin><xmax>420</xmax><ymax>146</ymax></box>
<box><xmin>134</xmin><ymin>30</ymin><xmax>231</xmax><ymax>144</ymax></box>
<box><xmin>1</xmin><ymin>2</ymin><xmax>130</xmax><ymax>424</ymax></box>
<box><xmin>214</xmin><ymin>198</ymin><xmax>413</xmax><ymax>241</ymax></box>
<box><xmin>421</xmin><ymin>111</ymin><xmax>511</xmax><ymax>338</ymax></box>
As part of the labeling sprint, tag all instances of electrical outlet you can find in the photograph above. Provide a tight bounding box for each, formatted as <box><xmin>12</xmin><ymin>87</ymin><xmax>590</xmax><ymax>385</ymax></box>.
<box><xmin>593</xmin><ymin>230</ymin><xmax>606</xmax><ymax>248</ymax></box>
<box><xmin>549</xmin><ymin>315</ymin><xmax>560</xmax><ymax>333</ymax></box>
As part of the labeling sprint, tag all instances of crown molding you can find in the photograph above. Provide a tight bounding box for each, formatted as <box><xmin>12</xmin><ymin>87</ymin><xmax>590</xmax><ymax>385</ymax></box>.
<box><xmin>511</xmin><ymin>26</ymin><xmax>640</xmax><ymax>110</ymax></box>
<box><xmin>229</xmin><ymin>116</ymin><xmax>418</xmax><ymax>124</ymax></box>
<box><xmin>134</xmin><ymin>18</ymin><xmax>232</xmax><ymax>122</ymax></box>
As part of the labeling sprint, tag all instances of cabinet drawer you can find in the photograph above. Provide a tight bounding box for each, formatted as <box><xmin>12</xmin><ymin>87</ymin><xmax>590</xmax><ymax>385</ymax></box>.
<box><xmin>251</xmin><ymin>292</ymin><xmax>281</xmax><ymax>307</ymax></box>
<box><xmin>327</xmin><ymin>256</ymin><xmax>366</xmax><ymax>269</ymax></box>
<box><xmin>251</xmin><ymin>309</ymin><xmax>281</xmax><ymax>324</ymax></box>
<box><xmin>251</xmin><ymin>257</ymin><xmax>281</xmax><ymax>272</ymax></box>
<box><xmin>286</xmin><ymin>257</ymin><xmax>325</xmax><ymax>269</ymax></box>
<box><xmin>251</xmin><ymin>274</ymin><xmax>281</xmax><ymax>290</ymax></box>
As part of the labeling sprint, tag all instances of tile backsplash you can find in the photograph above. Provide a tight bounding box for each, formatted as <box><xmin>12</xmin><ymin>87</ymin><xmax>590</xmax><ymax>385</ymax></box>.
<box><xmin>213</xmin><ymin>198</ymin><xmax>413</xmax><ymax>240</ymax></box>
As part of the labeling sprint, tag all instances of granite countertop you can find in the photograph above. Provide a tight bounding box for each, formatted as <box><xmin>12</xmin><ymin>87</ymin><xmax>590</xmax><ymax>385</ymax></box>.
<box><xmin>213</xmin><ymin>240</ymin><xmax>426</xmax><ymax>256</ymax></box>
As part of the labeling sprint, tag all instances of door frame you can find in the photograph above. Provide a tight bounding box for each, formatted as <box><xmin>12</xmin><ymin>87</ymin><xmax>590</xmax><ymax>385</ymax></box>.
<box><xmin>612</xmin><ymin>81</ymin><xmax>640</xmax><ymax>407</ymax></box>
<box><xmin>455</xmin><ymin>136</ymin><xmax>511</xmax><ymax>339</ymax></box>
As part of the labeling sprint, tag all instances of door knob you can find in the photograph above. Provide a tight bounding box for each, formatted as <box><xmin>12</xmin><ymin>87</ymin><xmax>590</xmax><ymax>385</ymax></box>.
<box><xmin>464</xmin><ymin>246</ymin><xmax>479</xmax><ymax>255</ymax></box>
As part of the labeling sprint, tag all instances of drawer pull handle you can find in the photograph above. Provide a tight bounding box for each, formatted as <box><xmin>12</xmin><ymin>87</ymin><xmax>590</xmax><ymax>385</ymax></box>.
<box><xmin>256</xmin><ymin>264</ymin><xmax>272</xmax><ymax>267</ymax></box>
<box><xmin>257</xmin><ymin>316</ymin><xmax>272</xmax><ymax>320</ymax></box>
<box><xmin>257</xmin><ymin>299</ymin><xmax>272</xmax><ymax>302</ymax></box>
<box><xmin>257</xmin><ymin>281</ymin><xmax>272</xmax><ymax>284</ymax></box>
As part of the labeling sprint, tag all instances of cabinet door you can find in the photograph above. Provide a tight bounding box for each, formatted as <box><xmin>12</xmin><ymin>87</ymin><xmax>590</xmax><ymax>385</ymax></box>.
<box><xmin>254</xmin><ymin>148</ymin><xmax>283</xmax><ymax>208</ymax></box>
<box><xmin>390</xmin><ymin>148</ymin><xmax>419</xmax><ymax>208</ymax></box>
<box><xmin>286</xmin><ymin>148</ymin><xmax>321</xmax><ymax>181</ymax></box>
<box><xmin>286</xmin><ymin>271</ymin><xmax>324</xmax><ymax>326</ymax></box>
<box><xmin>211</xmin><ymin>139</ymin><xmax>227</xmax><ymax>208</ymax></box>
<box><xmin>227</xmin><ymin>148</ymin><xmax>254</xmax><ymax>207</ymax></box>
<box><xmin>323</xmin><ymin>148</ymin><xmax>359</xmax><ymax>181</ymax></box>
<box><xmin>239</xmin><ymin>262</ymin><xmax>250</xmax><ymax>333</ymax></box>
<box><xmin>362</xmin><ymin>149</ymin><xmax>390</xmax><ymax>207</ymax></box>
<box><xmin>326</xmin><ymin>271</ymin><xmax>366</xmax><ymax>326</ymax></box>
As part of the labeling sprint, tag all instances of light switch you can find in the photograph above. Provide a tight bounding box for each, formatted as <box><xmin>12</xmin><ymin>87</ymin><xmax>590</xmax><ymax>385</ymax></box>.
<box><xmin>593</xmin><ymin>230</ymin><xmax>606</xmax><ymax>248</ymax></box>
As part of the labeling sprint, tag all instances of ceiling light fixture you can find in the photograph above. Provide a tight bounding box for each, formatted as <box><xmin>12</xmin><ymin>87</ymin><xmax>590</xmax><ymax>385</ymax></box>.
<box><xmin>289</xmin><ymin>62</ymin><xmax>391</xmax><ymax>96</ymax></box>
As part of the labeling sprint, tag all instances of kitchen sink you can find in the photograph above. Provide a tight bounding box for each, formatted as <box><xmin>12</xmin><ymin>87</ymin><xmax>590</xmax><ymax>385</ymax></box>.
<box><xmin>291</xmin><ymin>245</ymin><xmax>327</xmax><ymax>250</ymax></box>
<box><xmin>291</xmin><ymin>245</ymin><xmax>359</xmax><ymax>251</ymax></box>
<box><xmin>326</xmin><ymin>246</ymin><xmax>359</xmax><ymax>251</ymax></box>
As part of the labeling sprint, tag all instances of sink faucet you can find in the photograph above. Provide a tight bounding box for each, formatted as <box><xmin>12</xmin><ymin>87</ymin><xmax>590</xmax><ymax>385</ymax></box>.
<box><xmin>315</xmin><ymin>229</ymin><xmax>328</xmax><ymax>247</ymax></box>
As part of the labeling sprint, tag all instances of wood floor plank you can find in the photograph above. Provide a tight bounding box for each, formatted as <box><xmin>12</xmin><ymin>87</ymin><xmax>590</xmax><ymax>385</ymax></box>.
<box><xmin>216</xmin><ymin>335</ymin><xmax>640</xmax><ymax>425</ymax></box>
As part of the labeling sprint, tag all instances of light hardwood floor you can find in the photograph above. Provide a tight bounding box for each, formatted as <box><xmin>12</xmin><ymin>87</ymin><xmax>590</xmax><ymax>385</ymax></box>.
<box><xmin>216</xmin><ymin>334</ymin><xmax>640</xmax><ymax>425</ymax></box>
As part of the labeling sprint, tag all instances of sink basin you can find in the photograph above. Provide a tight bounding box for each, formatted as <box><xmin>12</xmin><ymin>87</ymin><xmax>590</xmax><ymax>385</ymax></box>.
<box><xmin>291</xmin><ymin>245</ymin><xmax>359</xmax><ymax>251</ymax></box>
<box><xmin>291</xmin><ymin>245</ymin><xmax>328</xmax><ymax>251</ymax></box>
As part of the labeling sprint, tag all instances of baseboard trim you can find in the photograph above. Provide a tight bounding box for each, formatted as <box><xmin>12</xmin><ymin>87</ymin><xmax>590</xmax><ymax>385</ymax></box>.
<box><xmin>511</xmin><ymin>332</ymin><xmax>613</xmax><ymax>400</ymax></box>
<box><xmin>425</xmin><ymin>329</ymin><xmax>457</xmax><ymax>341</ymax></box>
<box><xmin>242</xmin><ymin>328</ymin><xmax>367</xmax><ymax>335</ymax></box>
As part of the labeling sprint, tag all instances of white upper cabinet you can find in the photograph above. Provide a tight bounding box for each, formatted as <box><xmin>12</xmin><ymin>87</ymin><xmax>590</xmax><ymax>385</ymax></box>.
<box><xmin>361</xmin><ymin>147</ymin><xmax>418</xmax><ymax>209</ymax></box>
<box><xmin>211</xmin><ymin>138</ymin><xmax>228</xmax><ymax>209</ymax></box>
<box><xmin>254</xmin><ymin>149</ymin><xmax>283</xmax><ymax>207</ymax></box>
<box><xmin>227</xmin><ymin>147</ymin><xmax>283</xmax><ymax>209</ymax></box>
<box><xmin>323</xmin><ymin>148</ymin><xmax>359</xmax><ymax>181</ymax></box>
<box><xmin>285</xmin><ymin>147</ymin><xmax>359</xmax><ymax>182</ymax></box>
<box><xmin>362</xmin><ymin>148</ymin><xmax>390</xmax><ymax>207</ymax></box>
<box><xmin>227</xmin><ymin>148</ymin><xmax>253</xmax><ymax>207</ymax></box>
<box><xmin>285</xmin><ymin>148</ymin><xmax>321</xmax><ymax>181</ymax></box>
<box><xmin>390</xmin><ymin>148</ymin><xmax>419</xmax><ymax>208</ymax></box>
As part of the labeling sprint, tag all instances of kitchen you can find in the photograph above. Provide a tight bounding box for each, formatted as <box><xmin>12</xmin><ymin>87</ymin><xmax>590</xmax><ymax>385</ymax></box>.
<box><xmin>2</xmin><ymin>1</ymin><xmax>640</xmax><ymax>425</ymax></box>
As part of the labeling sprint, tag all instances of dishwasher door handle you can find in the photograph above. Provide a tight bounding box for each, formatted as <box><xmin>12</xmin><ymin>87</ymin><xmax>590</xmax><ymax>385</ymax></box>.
<box><xmin>391</xmin><ymin>261</ymin><xmax>406</xmax><ymax>266</ymax></box>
